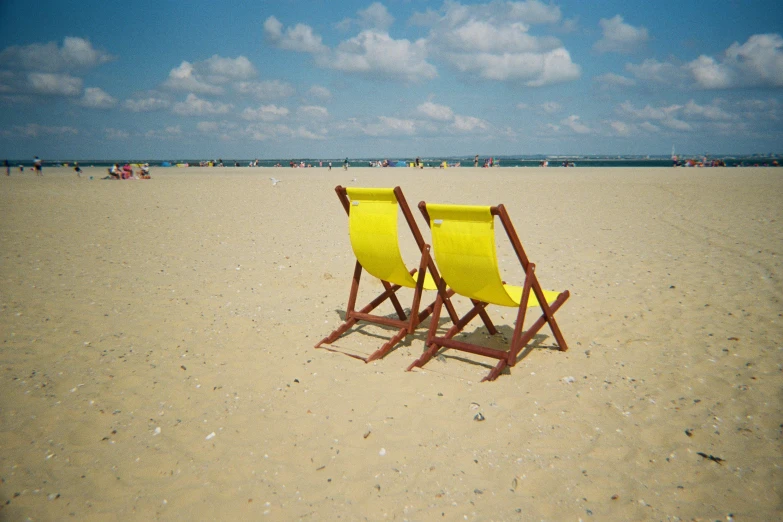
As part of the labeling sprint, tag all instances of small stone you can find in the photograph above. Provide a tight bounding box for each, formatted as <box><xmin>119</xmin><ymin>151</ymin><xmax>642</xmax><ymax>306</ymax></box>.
<box><xmin>474</xmin><ymin>413</ymin><xmax>485</xmax><ymax>421</ymax></box>
<box><xmin>379</xmin><ymin>448</ymin><xmax>386</xmax><ymax>456</ymax></box>
<box><xmin>205</xmin><ymin>432</ymin><xmax>216</xmax><ymax>440</ymax></box>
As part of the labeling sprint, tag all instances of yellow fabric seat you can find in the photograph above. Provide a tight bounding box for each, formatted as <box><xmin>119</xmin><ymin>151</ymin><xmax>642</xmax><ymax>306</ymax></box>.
<box><xmin>407</xmin><ymin>202</ymin><xmax>570</xmax><ymax>382</ymax></box>
<box><xmin>347</xmin><ymin>188</ymin><xmax>438</xmax><ymax>291</ymax></box>
<box><xmin>315</xmin><ymin>186</ymin><xmax>456</xmax><ymax>363</ymax></box>
<box><xmin>425</xmin><ymin>204</ymin><xmax>559</xmax><ymax>307</ymax></box>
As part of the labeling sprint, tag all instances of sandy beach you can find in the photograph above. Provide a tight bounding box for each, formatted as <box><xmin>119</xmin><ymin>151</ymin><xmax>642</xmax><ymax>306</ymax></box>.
<box><xmin>0</xmin><ymin>166</ymin><xmax>781</xmax><ymax>521</ymax></box>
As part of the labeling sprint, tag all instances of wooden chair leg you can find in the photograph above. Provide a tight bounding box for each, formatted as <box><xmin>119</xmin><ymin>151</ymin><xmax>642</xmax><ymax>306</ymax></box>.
<box><xmin>407</xmin><ymin>341</ymin><xmax>441</xmax><ymax>372</ymax></box>
<box><xmin>482</xmin><ymin>359</ymin><xmax>508</xmax><ymax>382</ymax></box>
<box><xmin>407</xmin><ymin>293</ymin><xmax>444</xmax><ymax>371</ymax></box>
<box><xmin>314</xmin><ymin>279</ymin><xmax>405</xmax><ymax>348</ymax></box>
<box><xmin>367</xmin><ymin>327</ymin><xmax>409</xmax><ymax>363</ymax></box>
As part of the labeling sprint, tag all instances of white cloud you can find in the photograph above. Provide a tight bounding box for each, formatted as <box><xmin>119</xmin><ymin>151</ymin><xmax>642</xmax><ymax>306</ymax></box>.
<box><xmin>264</xmin><ymin>16</ymin><xmax>328</xmax><ymax>54</ymax></box>
<box><xmin>516</xmin><ymin>102</ymin><xmax>529</xmax><ymax>110</ymax></box>
<box><xmin>560</xmin><ymin>17</ymin><xmax>579</xmax><ymax>33</ymax></box>
<box><xmin>12</xmin><ymin>123</ymin><xmax>78</xmax><ymax>138</ymax></box>
<box><xmin>0</xmin><ymin>36</ymin><xmax>114</xmax><ymax>71</ymax></box>
<box><xmin>452</xmin><ymin>115</ymin><xmax>488</xmax><ymax>132</ymax></box>
<box><xmin>625</xmin><ymin>58</ymin><xmax>686</xmax><ymax>84</ymax></box>
<box><xmin>560</xmin><ymin>114</ymin><xmax>591</xmax><ymax>134</ymax></box>
<box><xmin>145</xmin><ymin>126</ymin><xmax>183</xmax><ymax>139</ymax></box>
<box><xmin>241</xmin><ymin>104</ymin><xmax>289</xmax><ymax>121</ymax></box>
<box><xmin>319</xmin><ymin>30</ymin><xmax>437</xmax><ymax>82</ymax></box>
<box><xmin>357</xmin><ymin>2</ymin><xmax>395</xmax><ymax>31</ymax></box>
<box><xmin>123</xmin><ymin>96</ymin><xmax>171</xmax><ymax>112</ymax></box>
<box><xmin>594</xmin><ymin>15</ymin><xmax>648</xmax><ymax>54</ymax></box>
<box><xmin>737</xmin><ymin>98</ymin><xmax>780</xmax><ymax>120</ymax></box>
<box><xmin>442</xmin><ymin>20</ymin><xmax>561</xmax><ymax>53</ymax></box>
<box><xmin>448</xmin><ymin>47</ymin><xmax>579</xmax><ymax>85</ymax></box>
<box><xmin>364</xmin><ymin>116</ymin><xmax>417</xmax><ymax>136</ymax></box>
<box><xmin>104</xmin><ymin>127</ymin><xmax>129</xmax><ymax>140</ymax></box>
<box><xmin>80</xmin><ymin>87</ymin><xmax>117</xmax><ymax>108</ymax></box>
<box><xmin>172</xmin><ymin>93</ymin><xmax>232</xmax><ymax>115</ymax></box>
<box><xmin>197</xmin><ymin>121</ymin><xmax>219</xmax><ymax>133</ymax></box>
<box><xmin>164</xmin><ymin>61</ymin><xmax>224</xmax><ymax>94</ymax></box>
<box><xmin>417</xmin><ymin>0</ymin><xmax>578</xmax><ymax>86</ymax></box>
<box><xmin>294</xmin><ymin>126</ymin><xmax>327</xmax><ymax>140</ymax></box>
<box><xmin>417</xmin><ymin>101</ymin><xmax>454</xmax><ymax>121</ymax></box>
<box><xmin>618</xmin><ymin>101</ymin><xmax>692</xmax><ymax>131</ymax></box>
<box><xmin>639</xmin><ymin>121</ymin><xmax>660</xmax><ymax>133</ymax></box>
<box><xmin>419</xmin><ymin>0</ymin><xmax>561</xmax><ymax>26</ymax></box>
<box><xmin>297</xmin><ymin>105</ymin><xmax>328</xmax><ymax>119</ymax></box>
<box><xmin>235</xmin><ymin>80</ymin><xmax>294</xmax><ymax>99</ymax></box>
<box><xmin>688</xmin><ymin>33</ymin><xmax>783</xmax><ymax>89</ymax></box>
<box><xmin>725</xmin><ymin>34</ymin><xmax>783</xmax><ymax>86</ymax></box>
<box><xmin>661</xmin><ymin>118</ymin><xmax>692</xmax><ymax>131</ymax></box>
<box><xmin>27</xmin><ymin>72</ymin><xmax>82</xmax><ymax>96</ymax></box>
<box><xmin>307</xmin><ymin>85</ymin><xmax>332</xmax><ymax>99</ymax></box>
<box><xmin>195</xmin><ymin>120</ymin><xmax>238</xmax><ymax>134</ymax></box>
<box><xmin>408</xmin><ymin>8</ymin><xmax>440</xmax><ymax>27</ymax></box>
<box><xmin>239</xmin><ymin>121</ymin><xmax>324</xmax><ymax>141</ymax></box>
<box><xmin>202</xmin><ymin>55</ymin><xmax>257</xmax><ymax>82</ymax></box>
<box><xmin>687</xmin><ymin>55</ymin><xmax>732</xmax><ymax>89</ymax></box>
<box><xmin>265</xmin><ymin>16</ymin><xmax>434</xmax><ymax>82</ymax></box>
<box><xmin>683</xmin><ymin>100</ymin><xmax>733</xmax><ymax>120</ymax></box>
<box><xmin>609</xmin><ymin>120</ymin><xmax>633</xmax><ymax>136</ymax></box>
<box><xmin>624</xmin><ymin>33</ymin><xmax>783</xmax><ymax>90</ymax></box>
<box><xmin>619</xmin><ymin>101</ymin><xmax>681</xmax><ymax>120</ymax></box>
<box><xmin>595</xmin><ymin>72</ymin><xmax>636</xmax><ymax>87</ymax></box>
<box><xmin>163</xmin><ymin>55</ymin><xmax>257</xmax><ymax>94</ymax></box>
<box><xmin>507</xmin><ymin>0</ymin><xmax>562</xmax><ymax>24</ymax></box>
<box><xmin>541</xmin><ymin>101</ymin><xmax>562</xmax><ymax>114</ymax></box>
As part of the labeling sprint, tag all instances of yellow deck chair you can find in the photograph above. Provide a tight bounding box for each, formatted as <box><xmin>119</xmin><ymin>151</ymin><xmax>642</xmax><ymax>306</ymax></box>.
<box><xmin>407</xmin><ymin>202</ymin><xmax>570</xmax><ymax>381</ymax></box>
<box><xmin>315</xmin><ymin>186</ymin><xmax>458</xmax><ymax>362</ymax></box>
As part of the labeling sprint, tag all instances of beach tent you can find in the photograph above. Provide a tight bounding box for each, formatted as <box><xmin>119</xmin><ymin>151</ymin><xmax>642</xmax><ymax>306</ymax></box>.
<box><xmin>161</xmin><ymin>161</ymin><xmax>172</xmax><ymax>167</ymax></box>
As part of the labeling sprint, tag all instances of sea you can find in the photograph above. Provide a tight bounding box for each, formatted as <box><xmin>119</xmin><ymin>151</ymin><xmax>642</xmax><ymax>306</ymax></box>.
<box><xmin>9</xmin><ymin>155</ymin><xmax>782</xmax><ymax>169</ymax></box>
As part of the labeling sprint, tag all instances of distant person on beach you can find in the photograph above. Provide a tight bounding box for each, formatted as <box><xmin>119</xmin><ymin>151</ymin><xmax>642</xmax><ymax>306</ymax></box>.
<box><xmin>108</xmin><ymin>164</ymin><xmax>122</xmax><ymax>179</ymax></box>
<box><xmin>74</xmin><ymin>162</ymin><xmax>82</xmax><ymax>177</ymax></box>
<box><xmin>343</xmin><ymin>158</ymin><xmax>349</xmax><ymax>170</ymax></box>
<box><xmin>33</xmin><ymin>156</ymin><xmax>42</xmax><ymax>175</ymax></box>
<box><xmin>474</xmin><ymin>155</ymin><xmax>479</xmax><ymax>167</ymax></box>
<box><xmin>328</xmin><ymin>161</ymin><xmax>332</xmax><ymax>171</ymax></box>
<box><xmin>4</xmin><ymin>159</ymin><xmax>9</xmax><ymax>176</ymax></box>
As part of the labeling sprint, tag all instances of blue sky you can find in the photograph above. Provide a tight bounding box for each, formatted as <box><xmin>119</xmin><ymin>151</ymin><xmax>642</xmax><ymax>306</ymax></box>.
<box><xmin>1</xmin><ymin>0</ymin><xmax>782</xmax><ymax>160</ymax></box>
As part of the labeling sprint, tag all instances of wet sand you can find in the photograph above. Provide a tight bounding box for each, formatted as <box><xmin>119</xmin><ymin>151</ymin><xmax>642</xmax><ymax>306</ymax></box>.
<box><xmin>1</xmin><ymin>166</ymin><xmax>781</xmax><ymax>520</ymax></box>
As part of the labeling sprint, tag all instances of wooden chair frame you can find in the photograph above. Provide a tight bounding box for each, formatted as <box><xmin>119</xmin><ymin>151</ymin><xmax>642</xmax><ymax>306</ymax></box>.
<box><xmin>315</xmin><ymin>186</ymin><xmax>460</xmax><ymax>362</ymax></box>
<box><xmin>408</xmin><ymin>202</ymin><xmax>570</xmax><ymax>381</ymax></box>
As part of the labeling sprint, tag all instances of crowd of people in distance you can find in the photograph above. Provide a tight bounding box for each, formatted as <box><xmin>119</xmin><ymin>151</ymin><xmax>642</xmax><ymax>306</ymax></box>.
<box><xmin>105</xmin><ymin>163</ymin><xmax>151</xmax><ymax>180</ymax></box>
